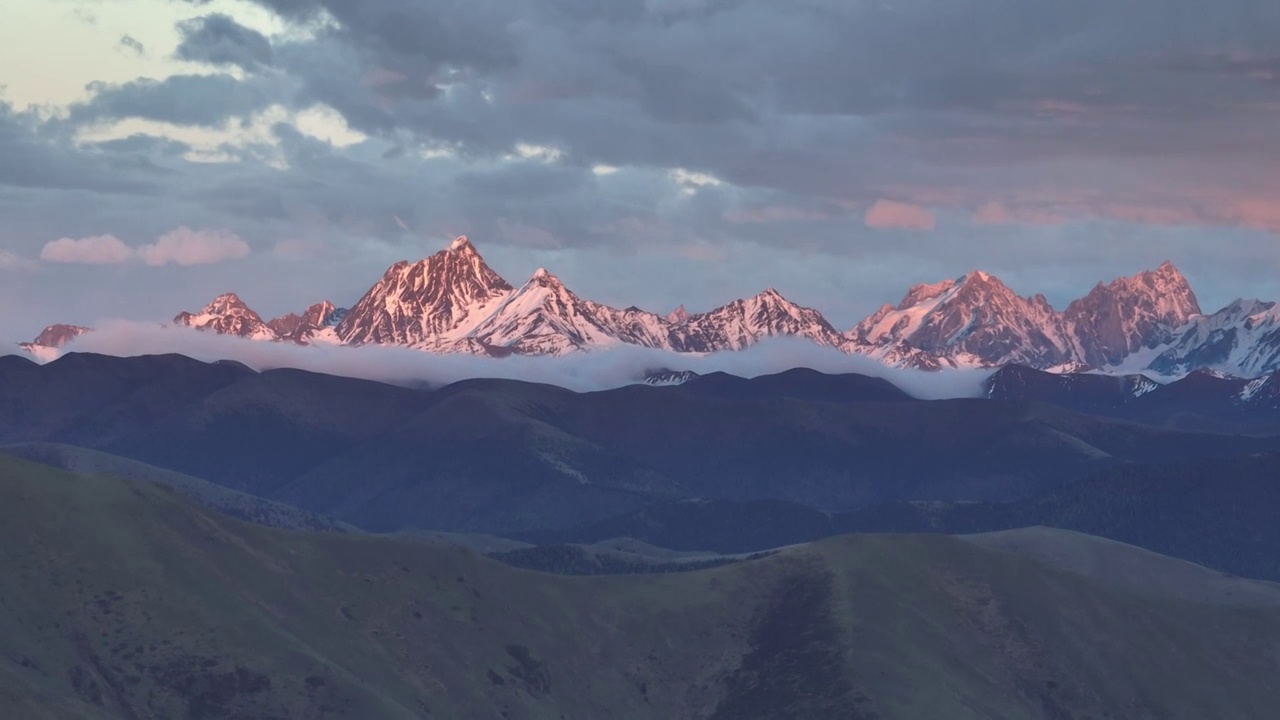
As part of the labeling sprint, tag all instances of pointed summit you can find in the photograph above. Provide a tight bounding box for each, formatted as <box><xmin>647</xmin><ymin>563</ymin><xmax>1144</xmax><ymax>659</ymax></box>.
<box><xmin>268</xmin><ymin>301</ymin><xmax>344</xmax><ymax>344</ymax></box>
<box><xmin>666</xmin><ymin>304</ymin><xmax>690</xmax><ymax>325</ymax></box>
<box><xmin>896</xmin><ymin>278</ymin><xmax>956</xmax><ymax>310</ymax></box>
<box><xmin>672</xmin><ymin>288</ymin><xmax>847</xmax><ymax>352</ymax></box>
<box><xmin>206</xmin><ymin>292</ymin><xmax>250</xmax><ymax>311</ymax></box>
<box><xmin>336</xmin><ymin>236</ymin><xmax>514</xmax><ymax>346</ymax></box>
<box><xmin>174</xmin><ymin>293</ymin><xmax>275</xmax><ymax>340</ymax></box>
<box><xmin>463</xmin><ymin>267</ymin><xmax>670</xmax><ymax>355</ymax></box>
<box><xmin>1063</xmin><ymin>262</ymin><xmax>1201</xmax><ymax>367</ymax></box>
<box><xmin>851</xmin><ymin>269</ymin><xmax>1072</xmax><ymax>367</ymax></box>
<box><xmin>22</xmin><ymin>324</ymin><xmax>92</xmax><ymax>350</ymax></box>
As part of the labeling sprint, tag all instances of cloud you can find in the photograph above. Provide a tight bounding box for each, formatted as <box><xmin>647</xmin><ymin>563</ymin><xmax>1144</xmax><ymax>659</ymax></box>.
<box><xmin>70</xmin><ymin>74</ymin><xmax>282</xmax><ymax>128</ymax></box>
<box><xmin>137</xmin><ymin>227</ymin><xmax>251</xmax><ymax>266</ymax></box>
<box><xmin>972</xmin><ymin>201</ymin><xmax>1068</xmax><ymax>226</ymax></box>
<box><xmin>118</xmin><ymin>35</ymin><xmax>146</xmax><ymax>56</ymax></box>
<box><xmin>0</xmin><ymin>250</ymin><xmax>37</xmax><ymax>272</ymax></box>
<box><xmin>175</xmin><ymin>13</ymin><xmax>275</xmax><ymax>72</ymax></box>
<box><xmin>40</xmin><ymin>235</ymin><xmax>135</xmax><ymax>265</ymax></box>
<box><xmin>34</xmin><ymin>229</ymin><xmax>250</xmax><ymax>268</ymax></box>
<box><xmin>0</xmin><ymin>101</ymin><xmax>163</xmax><ymax>194</ymax></box>
<box><xmin>42</xmin><ymin>320</ymin><xmax>992</xmax><ymax>400</ymax></box>
<box><xmin>864</xmin><ymin>200</ymin><xmax>936</xmax><ymax>231</ymax></box>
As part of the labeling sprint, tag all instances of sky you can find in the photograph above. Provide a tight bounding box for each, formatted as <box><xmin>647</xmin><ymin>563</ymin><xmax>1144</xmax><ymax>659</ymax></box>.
<box><xmin>3</xmin><ymin>0</ymin><xmax>1280</xmax><ymax>341</ymax></box>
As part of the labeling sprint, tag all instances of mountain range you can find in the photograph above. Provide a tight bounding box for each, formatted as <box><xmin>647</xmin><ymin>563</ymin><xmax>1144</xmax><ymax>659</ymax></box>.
<box><xmin>7</xmin><ymin>352</ymin><xmax>1280</xmax><ymax>538</ymax></box>
<box><xmin>20</xmin><ymin>235</ymin><xmax>1280</xmax><ymax>378</ymax></box>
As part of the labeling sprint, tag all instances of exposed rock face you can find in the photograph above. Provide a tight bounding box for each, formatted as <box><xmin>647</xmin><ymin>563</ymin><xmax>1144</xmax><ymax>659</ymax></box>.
<box><xmin>850</xmin><ymin>271</ymin><xmax>1073</xmax><ymax>368</ymax></box>
<box><xmin>1147</xmin><ymin>299</ymin><xmax>1280</xmax><ymax>377</ymax></box>
<box><xmin>268</xmin><ymin>301</ymin><xmax>344</xmax><ymax>344</ymax></box>
<box><xmin>174</xmin><ymin>293</ymin><xmax>275</xmax><ymax>340</ymax></box>
<box><xmin>1062</xmin><ymin>261</ymin><xmax>1201</xmax><ymax>367</ymax></box>
<box><xmin>673</xmin><ymin>289</ymin><xmax>851</xmax><ymax>353</ymax></box>
<box><xmin>336</xmin><ymin>236</ymin><xmax>514</xmax><ymax>347</ymax></box>
<box><xmin>24</xmin><ymin>324</ymin><xmax>92</xmax><ymax>349</ymax></box>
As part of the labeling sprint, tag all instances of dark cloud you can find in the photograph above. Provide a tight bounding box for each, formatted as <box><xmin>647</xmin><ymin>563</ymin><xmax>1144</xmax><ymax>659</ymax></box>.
<box><xmin>0</xmin><ymin>102</ymin><xmax>162</xmax><ymax>194</ymax></box>
<box><xmin>175</xmin><ymin>13</ymin><xmax>275</xmax><ymax>71</ymax></box>
<box><xmin>69</xmin><ymin>73</ymin><xmax>286</xmax><ymax>128</ymax></box>
<box><xmin>212</xmin><ymin>0</ymin><xmax>1278</xmax><ymax>229</ymax></box>
<box><xmin>118</xmin><ymin>35</ymin><xmax>146</xmax><ymax>56</ymax></box>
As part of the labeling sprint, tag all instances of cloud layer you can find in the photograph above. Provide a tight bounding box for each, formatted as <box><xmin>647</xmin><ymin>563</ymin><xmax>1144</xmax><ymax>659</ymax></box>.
<box><xmin>11</xmin><ymin>320</ymin><xmax>992</xmax><ymax>400</ymax></box>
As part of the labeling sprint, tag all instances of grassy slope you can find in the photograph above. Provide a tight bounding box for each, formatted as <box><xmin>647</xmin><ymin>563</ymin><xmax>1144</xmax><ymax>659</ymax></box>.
<box><xmin>0</xmin><ymin>442</ymin><xmax>355</xmax><ymax>533</ymax></box>
<box><xmin>962</xmin><ymin>527</ymin><xmax>1280</xmax><ymax>606</ymax></box>
<box><xmin>4</xmin><ymin>454</ymin><xmax>1280</xmax><ymax>719</ymax></box>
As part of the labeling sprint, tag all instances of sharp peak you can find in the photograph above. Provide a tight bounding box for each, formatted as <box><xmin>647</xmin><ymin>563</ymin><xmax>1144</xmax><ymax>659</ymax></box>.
<box><xmin>1116</xmin><ymin>260</ymin><xmax>1187</xmax><ymax>282</ymax></box>
<box><xmin>432</xmin><ymin>234</ymin><xmax>480</xmax><ymax>260</ymax></box>
<box><xmin>1081</xmin><ymin>261</ymin><xmax>1192</xmax><ymax>297</ymax></box>
<box><xmin>958</xmin><ymin>269</ymin><xmax>999</xmax><ymax>283</ymax></box>
<box><xmin>385</xmin><ymin>236</ymin><xmax>488</xmax><ymax>272</ymax></box>
<box><xmin>208</xmin><ymin>292</ymin><xmax>250</xmax><ymax>306</ymax></box>
<box><xmin>526</xmin><ymin>267</ymin><xmax>565</xmax><ymax>285</ymax></box>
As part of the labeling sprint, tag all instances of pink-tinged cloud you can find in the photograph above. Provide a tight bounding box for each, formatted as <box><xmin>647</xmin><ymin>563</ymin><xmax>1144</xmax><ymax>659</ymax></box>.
<box><xmin>864</xmin><ymin>199</ymin><xmax>935</xmax><ymax>231</ymax></box>
<box><xmin>137</xmin><ymin>227</ymin><xmax>251</xmax><ymax>267</ymax></box>
<box><xmin>972</xmin><ymin>201</ymin><xmax>1069</xmax><ymax>226</ymax></box>
<box><xmin>1220</xmin><ymin>197</ymin><xmax>1280</xmax><ymax>231</ymax></box>
<box><xmin>39</xmin><ymin>234</ymin><xmax>135</xmax><ymax>265</ymax></box>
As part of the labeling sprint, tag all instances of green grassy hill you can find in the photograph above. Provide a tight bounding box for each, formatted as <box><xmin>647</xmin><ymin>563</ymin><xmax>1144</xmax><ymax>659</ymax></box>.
<box><xmin>4</xmin><ymin>454</ymin><xmax>1280</xmax><ymax>719</ymax></box>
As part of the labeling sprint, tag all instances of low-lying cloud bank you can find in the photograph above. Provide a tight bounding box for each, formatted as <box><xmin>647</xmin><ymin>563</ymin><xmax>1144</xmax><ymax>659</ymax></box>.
<box><xmin>7</xmin><ymin>320</ymin><xmax>993</xmax><ymax>400</ymax></box>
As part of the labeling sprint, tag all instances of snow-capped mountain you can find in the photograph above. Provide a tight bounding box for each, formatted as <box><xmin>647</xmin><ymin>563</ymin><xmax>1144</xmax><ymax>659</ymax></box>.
<box><xmin>267</xmin><ymin>301</ymin><xmax>345</xmax><ymax>344</ymax></box>
<box><xmin>22</xmin><ymin>324</ymin><xmax>92</xmax><ymax>349</ymax></box>
<box><xmin>336</xmin><ymin>236</ymin><xmax>513</xmax><ymax>347</ymax></box>
<box><xmin>850</xmin><ymin>271</ymin><xmax>1073</xmax><ymax>368</ymax></box>
<box><xmin>18</xmin><ymin>324</ymin><xmax>93</xmax><ymax>361</ymax></box>
<box><xmin>454</xmin><ymin>268</ymin><xmax>672</xmax><ymax>356</ymax></box>
<box><xmin>850</xmin><ymin>262</ymin><xmax>1205</xmax><ymax>373</ymax></box>
<box><xmin>673</xmin><ymin>288</ymin><xmax>850</xmax><ymax>352</ymax></box>
<box><xmin>1146</xmin><ymin>299</ymin><xmax>1280</xmax><ymax>377</ymax></box>
<box><xmin>1062</xmin><ymin>261</ymin><xmax>1200</xmax><ymax>367</ymax></box>
<box><xmin>174</xmin><ymin>293</ymin><xmax>276</xmax><ymax>340</ymax></box>
<box><xmin>328</xmin><ymin>238</ymin><xmax>845</xmax><ymax>356</ymax></box>
<box><xmin>26</xmin><ymin>235</ymin><xmax>1280</xmax><ymax>379</ymax></box>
